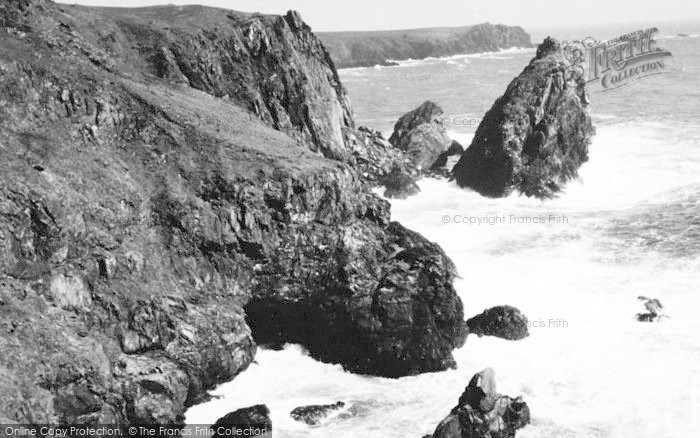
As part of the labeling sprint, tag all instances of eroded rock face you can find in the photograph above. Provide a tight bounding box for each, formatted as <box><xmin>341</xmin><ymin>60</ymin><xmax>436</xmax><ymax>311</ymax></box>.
<box><xmin>290</xmin><ymin>401</ymin><xmax>345</xmax><ymax>425</ymax></box>
<box><xmin>212</xmin><ymin>405</ymin><xmax>272</xmax><ymax>438</ymax></box>
<box><xmin>70</xmin><ymin>6</ymin><xmax>354</xmax><ymax>159</ymax></box>
<box><xmin>0</xmin><ymin>1</ymin><xmax>467</xmax><ymax>424</ymax></box>
<box><xmin>452</xmin><ymin>37</ymin><xmax>595</xmax><ymax>198</ymax></box>
<box><xmin>428</xmin><ymin>368</ymin><xmax>530</xmax><ymax>438</ymax></box>
<box><xmin>466</xmin><ymin>306</ymin><xmax>529</xmax><ymax>340</ymax></box>
<box><xmin>246</xmin><ymin>220</ymin><xmax>467</xmax><ymax>377</ymax></box>
<box><xmin>347</xmin><ymin>126</ymin><xmax>418</xmax><ymax>184</ymax></box>
<box><xmin>389</xmin><ymin>101</ymin><xmax>452</xmax><ymax>170</ymax></box>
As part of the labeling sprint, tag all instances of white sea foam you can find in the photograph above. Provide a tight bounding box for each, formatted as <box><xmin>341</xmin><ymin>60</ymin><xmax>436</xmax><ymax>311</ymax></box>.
<box><xmin>378</xmin><ymin>47</ymin><xmax>536</xmax><ymax>68</ymax></box>
<box><xmin>186</xmin><ymin>121</ymin><xmax>700</xmax><ymax>437</ymax></box>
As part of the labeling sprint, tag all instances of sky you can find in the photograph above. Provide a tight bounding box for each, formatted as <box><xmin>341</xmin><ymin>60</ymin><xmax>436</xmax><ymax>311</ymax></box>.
<box><xmin>54</xmin><ymin>0</ymin><xmax>700</xmax><ymax>33</ymax></box>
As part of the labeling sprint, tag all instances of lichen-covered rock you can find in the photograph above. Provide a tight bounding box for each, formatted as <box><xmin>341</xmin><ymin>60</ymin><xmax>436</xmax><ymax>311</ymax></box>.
<box><xmin>466</xmin><ymin>306</ymin><xmax>529</xmax><ymax>340</ymax></box>
<box><xmin>49</xmin><ymin>273</ymin><xmax>92</xmax><ymax>311</ymax></box>
<box><xmin>212</xmin><ymin>405</ymin><xmax>272</xmax><ymax>438</ymax></box>
<box><xmin>290</xmin><ymin>401</ymin><xmax>345</xmax><ymax>425</ymax></box>
<box><xmin>428</xmin><ymin>368</ymin><xmax>530</xmax><ymax>438</ymax></box>
<box><xmin>452</xmin><ymin>37</ymin><xmax>595</xmax><ymax>198</ymax></box>
<box><xmin>389</xmin><ymin>101</ymin><xmax>452</xmax><ymax>170</ymax></box>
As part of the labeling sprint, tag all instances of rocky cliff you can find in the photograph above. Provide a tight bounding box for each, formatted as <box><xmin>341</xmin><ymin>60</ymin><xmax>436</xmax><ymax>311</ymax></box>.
<box><xmin>452</xmin><ymin>37</ymin><xmax>595</xmax><ymax>198</ymax></box>
<box><xmin>318</xmin><ymin>23</ymin><xmax>532</xmax><ymax>69</ymax></box>
<box><xmin>0</xmin><ymin>1</ymin><xmax>465</xmax><ymax>425</ymax></box>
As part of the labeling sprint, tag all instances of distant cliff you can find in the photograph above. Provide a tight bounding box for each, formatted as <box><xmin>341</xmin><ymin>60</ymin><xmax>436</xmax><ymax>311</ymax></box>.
<box><xmin>318</xmin><ymin>23</ymin><xmax>532</xmax><ymax>68</ymax></box>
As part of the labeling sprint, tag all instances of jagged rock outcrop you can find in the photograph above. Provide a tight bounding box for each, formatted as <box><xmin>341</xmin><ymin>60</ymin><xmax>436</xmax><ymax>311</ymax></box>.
<box><xmin>427</xmin><ymin>368</ymin><xmax>530</xmax><ymax>438</ymax></box>
<box><xmin>55</xmin><ymin>5</ymin><xmax>354</xmax><ymax>159</ymax></box>
<box><xmin>246</xmin><ymin>220</ymin><xmax>467</xmax><ymax>377</ymax></box>
<box><xmin>466</xmin><ymin>306</ymin><xmax>529</xmax><ymax>341</ymax></box>
<box><xmin>319</xmin><ymin>23</ymin><xmax>532</xmax><ymax>69</ymax></box>
<box><xmin>0</xmin><ymin>0</ymin><xmax>467</xmax><ymax>424</ymax></box>
<box><xmin>212</xmin><ymin>405</ymin><xmax>271</xmax><ymax>438</ymax></box>
<box><xmin>389</xmin><ymin>101</ymin><xmax>452</xmax><ymax>171</ymax></box>
<box><xmin>452</xmin><ymin>37</ymin><xmax>595</xmax><ymax>198</ymax></box>
<box><xmin>347</xmin><ymin>126</ymin><xmax>418</xmax><ymax>184</ymax></box>
<box><xmin>290</xmin><ymin>401</ymin><xmax>345</xmax><ymax>425</ymax></box>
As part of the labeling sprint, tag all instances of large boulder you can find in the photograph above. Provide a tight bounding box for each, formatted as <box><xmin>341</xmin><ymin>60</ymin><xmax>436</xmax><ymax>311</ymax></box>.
<box><xmin>290</xmin><ymin>401</ymin><xmax>345</xmax><ymax>425</ymax></box>
<box><xmin>452</xmin><ymin>37</ymin><xmax>595</xmax><ymax>198</ymax></box>
<box><xmin>466</xmin><ymin>305</ymin><xmax>529</xmax><ymax>340</ymax></box>
<box><xmin>246</xmin><ymin>221</ymin><xmax>467</xmax><ymax>378</ymax></box>
<box><xmin>389</xmin><ymin>101</ymin><xmax>452</xmax><ymax>170</ymax></box>
<box><xmin>212</xmin><ymin>405</ymin><xmax>272</xmax><ymax>438</ymax></box>
<box><xmin>428</xmin><ymin>368</ymin><xmax>530</xmax><ymax>438</ymax></box>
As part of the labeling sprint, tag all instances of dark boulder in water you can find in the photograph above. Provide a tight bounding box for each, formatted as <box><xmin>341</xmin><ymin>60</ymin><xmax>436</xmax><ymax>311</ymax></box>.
<box><xmin>467</xmin><ymin>305</ymin><xmax>529</xmax><ymax>340</ymax></box>
<box><xmin>389</xmin><ymin>101</ymin><xmax>452</xmax><ymax>171</ymax></box>
<box><xmin>382</xmin><ymin>166</ymin><xmax>421</xmax><ymax>199</ymax></box>
<box><xmin>452</xmin><ymin>37</ymin><xmax>595</xmax><ymax>198</ymax></box>
<box><xmin>246</xmin><ymin>221</ymin><xmax>467</xmax><ymax>378</ymax></box>
<box><xmin>427</xmin><ymin>368</ymin><xmax>530</xmax><ymax>438</ymax></box>
<box><xmin>290</xmin><ymin>401</ymin><xmax>345</xmax><ymax>425</ymax></box>
<box><xmin>212</xmin><ymin>405</ymin><xmax>272</xmax><ymax>437</ymax></box>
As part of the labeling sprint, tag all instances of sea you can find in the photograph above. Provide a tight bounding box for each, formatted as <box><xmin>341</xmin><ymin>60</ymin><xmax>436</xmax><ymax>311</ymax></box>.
<box><xmin>186</xmin><ymin>23</ymin><xmax>700</xmax><ymax>438</ymax></box>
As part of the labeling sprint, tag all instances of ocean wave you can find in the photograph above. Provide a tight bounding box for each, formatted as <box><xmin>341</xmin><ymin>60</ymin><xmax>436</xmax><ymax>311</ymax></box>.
<box><xmin>385</xmin><ymin>47</ymin><xmax>535</xmax><ymax>67</ymax></box>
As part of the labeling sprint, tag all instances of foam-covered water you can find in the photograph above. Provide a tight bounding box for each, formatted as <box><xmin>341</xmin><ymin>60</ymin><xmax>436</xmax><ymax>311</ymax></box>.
<box><xmin>186</xmin><ymin>26</ymin><xmax>700</xmax><ymax>437</ymax></box>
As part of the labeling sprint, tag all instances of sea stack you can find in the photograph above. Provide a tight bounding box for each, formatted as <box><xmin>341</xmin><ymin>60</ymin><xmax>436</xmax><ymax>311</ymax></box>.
<box><xmin>452</xmin><ymin>37</ymin><xmax>595</xmax><ymax>198</ymax></box>
<box><xmin>426</xmin><ymin>368</ymin><xmax>530</xmax><ymax>438</ymax></box>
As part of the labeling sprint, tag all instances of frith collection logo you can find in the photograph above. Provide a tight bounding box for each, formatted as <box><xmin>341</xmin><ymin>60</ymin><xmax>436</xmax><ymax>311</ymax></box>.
<box><xmin>563</xmin><ymin>28</ymin><xmax>673</xmax><ymax>92</ymax></box>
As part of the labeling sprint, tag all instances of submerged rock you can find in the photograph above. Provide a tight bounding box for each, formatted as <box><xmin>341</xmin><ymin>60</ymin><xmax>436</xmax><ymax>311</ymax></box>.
<box><xmin>290</xmin><ymin>401</ymin><xmax>345</xmax><ymax>425</ymax></box>
<box><xmin>452</xmin><ymin>37</ymin><xmax>595</xmax><ymax>198</ymax></box>
<box><xmin>466</xmin><ymin>305</ymin><xmax>529</xmax><ymax>340</ymax></box>
<box><xmin>427</xmin><ymin>368</ymin><xmax>530</xmax><ymax>438</ymax></box>
<box><xmin>212</xmin><ymin>405</ymin><xmax>272</xmax><ymax>438</ymax></box>
<box><xmin>389</xmin><ymin>101</ymin><xmax>452</xmax><ymax>170</ymax></box>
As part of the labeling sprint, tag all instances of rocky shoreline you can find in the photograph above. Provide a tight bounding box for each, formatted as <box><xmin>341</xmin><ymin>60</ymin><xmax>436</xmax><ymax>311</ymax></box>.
<box><xmin>0</xmin><ymin>1</ymin><xmax>593</xmax><ymax>435</ymax></box>
<box><xmin>0</xmin><ymin>0</ymin><xmax>464</xmax><ymax>424</ymax></box>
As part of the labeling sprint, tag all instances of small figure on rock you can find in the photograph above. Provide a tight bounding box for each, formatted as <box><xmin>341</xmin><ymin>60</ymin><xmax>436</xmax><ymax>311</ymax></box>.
<box><xmin>636</xmin><ymin>296</ymin><xmax>667</xmax><ymax>322</ymax></box>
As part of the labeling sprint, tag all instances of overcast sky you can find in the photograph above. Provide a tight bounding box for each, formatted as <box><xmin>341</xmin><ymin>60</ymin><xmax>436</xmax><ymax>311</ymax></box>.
<box><xmin>55</xmin><ymin>0</ymin><xmax>700</xmax><ymax>32</ymax></box>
